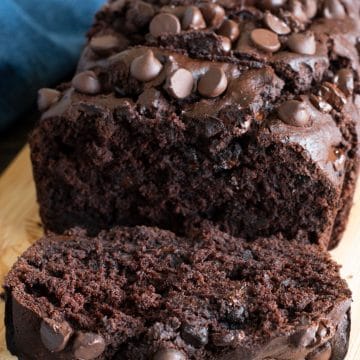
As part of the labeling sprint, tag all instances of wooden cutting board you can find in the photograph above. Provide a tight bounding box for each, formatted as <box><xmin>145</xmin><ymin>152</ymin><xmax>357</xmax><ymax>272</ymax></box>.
<box><xmin>0</xmin><ymin>146</ymin><xmax>359</xmax><ymax>359</ymax></box>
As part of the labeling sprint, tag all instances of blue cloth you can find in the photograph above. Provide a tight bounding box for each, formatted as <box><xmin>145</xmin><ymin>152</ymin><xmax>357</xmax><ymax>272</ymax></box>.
<box><xmin>0</xmin><ymin>0</ymin><xmax>104</xmax><ymax>130</ymax></box>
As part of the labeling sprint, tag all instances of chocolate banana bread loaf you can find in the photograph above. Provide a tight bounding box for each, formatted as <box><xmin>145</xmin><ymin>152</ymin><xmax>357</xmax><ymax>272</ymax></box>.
<box><xmin>31</xmin><ymin>0</ymin><xmax>360</xmax><ymax>248</ymax></box>
<box><xmin>4</xmin><ymin>226</ymin><xmax>352</xmax><ymax>360</ymax></box>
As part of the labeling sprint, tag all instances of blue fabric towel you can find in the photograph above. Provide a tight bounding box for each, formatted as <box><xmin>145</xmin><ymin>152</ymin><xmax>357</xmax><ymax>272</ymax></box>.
<box><xmin>0</xmin><ymin>0</ymin><xmax>104</xmax><ymax>130</ymax></box>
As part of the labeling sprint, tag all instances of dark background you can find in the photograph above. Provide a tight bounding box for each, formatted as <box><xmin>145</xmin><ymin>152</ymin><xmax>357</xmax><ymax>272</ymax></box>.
<box><xmin>0</xmin><ymin>111</ymin><xmax>37</xmax><ymax>174</ymax></box>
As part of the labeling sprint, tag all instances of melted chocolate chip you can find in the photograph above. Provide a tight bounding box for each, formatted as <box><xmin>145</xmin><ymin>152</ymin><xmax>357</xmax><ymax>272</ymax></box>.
<box><xmin>310</xmin><ymin>95</ymin><xmax>333</xmax><ymax>113</ymax></box>
<box><xmin>316</xmin><ymin>323</ymin><xmax>329</xmax><ymax>339</ymax></box>
<box><xmin>72</xmin><ymin>71</ymin><xmax>101</xmax><ymax>95</ymax></box>
<box><xmin>307</xmin><ymin>342</ymin><xmax>332</xmax><ymax>360</ymax></box>
<box><xmin>287</xmin><ymin>32</ymin><xmax>316</xmax><ymax>55</ymax></box>
<box><xmin>150</xmin><ymin>13</ymin><xmax>181</xmax><ymax>37</ymax></box>
<box><xmin>89</xmin><ymin>35</ymin><xmax>122</xmax><ymax>56</ymax></box>
<box><xmin>250</xmin><ymin>28</ymin><xmax>281</xmax><ymax>52</ymax></box>
<box><xmin>290</xmin><ymin>326</ymin><xmax>317</xmax><ymax>348</ymax></box>
<box><xmin>137</xmin><ymin>88</ymin><xmax>167</xmax><ymax>115</ymax></box>
<box><xmin>165</xmin><ymin>68</ymin><xmax>194</xmax><ymax>99</ymax></box>
<box><xmin>130</xmin><ymin>50</ymin><xmax>163</xmax><ymax>82</ymax></box>
<box><xmin>212</xmin><ymin>331</ymin><xmax>236</xmax><ymax>347</ymax></box>
<box><xmin>323</xmin><ymin>0</ymin><xmax>346</xmax><ymax>19</ymax></box>
<box><xmin>319</xmin><ymin>82</ymin><xmax>347</xmax><ymax>110</ymax></box>
<box><xmin>40</xmin><ymin>318</ymin><xmax>73</xmax><ymax>352</ymax></box>
<box><xmin>198</xmin><ymin>67</ymin><xmax>228</xmax><ymax>98</ymax></box>
<box><xmin>200</xmin><ymin>3</ymin><xmax>225</xmax><ymax>29</ymax></box>
<box><xmin>73</xmin><ymin>332</ymin><xmax>106</xmax><ymax>360</ymax></box>
<box><xmin>219</xmin><ymin>36</ymin><xmax>232</xmax><ymax>52</ymax></box>
<box><xmin>181</xmin><ymin>323</ymin><xmax>209</xmax><ymax>348</ymax></box>
<box><xmin>182</xmin><ymin>6</ymin><xmax>206</xmax><ymax>30</ymax></box>
<box><xmin>218</xmin><ymin>19</ymin><xmax>240</xmax><ymax>42</ymax></box>
<box><xmin>334</xmin><ymin>69</ymin><xmax>354</xmax><ymax>96</ymax></box>
<box><xmin>154</xmin><ymin>349</ymin><xmax>186</xmax><ymax>360</ymax></box>
<box><xmin>278</xmin><ymin>100</ymin><xmax>311</xmax><ymax>127</ymax></box>
<box><xmin>37</xmin><ymin>88</ymin><xmax>61</xmax><ymax>112</ymax></box>
<box><xmin>264</xmin><ymin>12</ymin><xmax>291</xmax><ymax>35</ymax></box>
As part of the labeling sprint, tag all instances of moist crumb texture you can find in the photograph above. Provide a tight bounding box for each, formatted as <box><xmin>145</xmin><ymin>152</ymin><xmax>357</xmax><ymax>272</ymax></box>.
<box><xmin>17</xmin><ymin>2</ymin><xmax>359</xmax><ymax>359</ymax></box>
<box><xmin>4</xmin><ymin>226</ymin><xmax>352</xmax><ymax>360</ymax></box>
<box><xmin>31</xmin><ymin>0</ymin><xmax>360</xmax><ymax>249</ymax></box>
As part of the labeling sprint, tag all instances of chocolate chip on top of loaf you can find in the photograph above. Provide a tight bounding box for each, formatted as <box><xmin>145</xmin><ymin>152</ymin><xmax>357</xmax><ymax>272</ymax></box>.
<box><xmin>31</xmin><ymin>0</ymin><xmax>360</xmax><ymax>249</ymax></box>
<box><xmin>86</xmin><ymin>0</ymin><xmax>360</xmax><ymax>89</ymax></box>
<box><xmin>4</xmin><ymin>226</ymin><xmax>352</xmax><ymax>360</ymax></box>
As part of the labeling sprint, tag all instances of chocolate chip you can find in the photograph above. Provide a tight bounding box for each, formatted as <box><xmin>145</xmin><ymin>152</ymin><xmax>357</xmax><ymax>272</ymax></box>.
<box><xmin>218</xmin><ymin>19</ymin><xmax>240</xmax><ymax>42</ymax></box>
<box><xmin>287</xmin><ymin>32</ymin><xmax>316</xmax><ymax>55</ymax></box>
<box><xmin>130</xmin><ymin>50</ymin><xmax>163</xmax><ymax>82</ymax></box>
<box><xmin>126</xmin><ymin>1</ymin><xmax>155</xmax><ymax>29</ymax></box>
<box><xmin>323</xmin><ymin>0</ymin><xmax>346</xmax><ymax>19</ymax></box>
<box><xmin>290</xmin><ymin>326</ymin><xmax>317</xmax><ymax>348</ymax></box>
<box><xmin>89</xmin><ymin>35</ymin><xmax>121</xmax><ymax>56</ymax></box>
<box><xmin>160</xmin><ymin>5</ymin><xmax>186</xmax><ymax>18</ymax></box>
<box><xmin>181</xmin><ymin>323</ymin><xmax>209</xmax><ymax>348</ymax></box>
<box><xmin>264</xmin><ymin>12</ymin><xmax>291</xmax><ymax>35</ymax></box>
<box><xmin>290</xmin><ymin>0</ymin><xmax>309</xmax><ymax>22</ymax></box>
<box><xmin>250</xmin><ymin>28</ymin><xmax>281</xmax><ymax>52</ymax></box>
<box><xmin>150</xmin><ymin>13</ymin><xmax>181</xmax><ymax>37</ymax></box>
<box><xmin>319</xmin><ymin>82</ymin><xmax>347</xmax><ymax>110</ymax></box>
<box><xmin>182</xmin><ymin>6</ymin><xmax>206</xmax><ymax>30</ymax></box>
<box><xmin>262</xmin><ymin>0</ymin><xmax>287</xmax><ymax>9</ymax></box>
<box><xmin>316</xmin><ymin>323</ymin><xmax>329</xmax><ymax>339</ymax></box>
<box><xmin>72</xmin><ymin>71</ymin><xmax>101</xmax><ymax>95</ymax></box>
<box><xmin>219</xmin><ymin>36</ymin><xmax>232</xmax><ymax>52</ymax></box>
<box><xmin>334</xmin><ymin>69</ymin><xmax>354</xmax><ymax>96</ymax></box>
<box><xmin>278</xmin><ymin>100</ymin><xmax>311</xmax><ymax>127</ymax></box>
<box><xmin>165</xmin><ymin>68</ymin><xmax>194</xmax><ymax>99</ymax></box>
<box><xmin>310</xmin><ymin>95</ymin><xmax>333</xmax><ymax>113</ymax></box>
<box><xmin>37</xmin><ymin>89</ymin><xmax>61</xmax><ymax>112</ymax></box>
<box><xmin>355</xmin><ymin>94</ymin><xmax>360</xmax><ymax>109</ymax></box>
<box><xmin>154</xmin><ymin>349</ymin><xmax>186</xmax><ymax>360</ymax></box>
<box><xmin>134</xmin><ymin>1</ymin><xmax>155</xmax><ymax>19</ymax></box>
<box><xmin>73</xmin><ymin>332</ymin><xmax>106</xmax><ymax>360</ymax></box>
<box><xmin>198</xmin><ymin>67</ymin><xmax>228</xmax><ymax>98</ymax></box>
<box><xmin>40</xmin><ymin>318</ymin><xmax>73</xmax><ymax>352</ymax></box>
<box><xmin>200</xmin><ymin>3</ymin><xmax>225</xmax><ymax>29</ymax></box>
<box><xmin>302</xmin><ymin>0</ymin><xmax>318</xmax><ymax>18</ymax></box>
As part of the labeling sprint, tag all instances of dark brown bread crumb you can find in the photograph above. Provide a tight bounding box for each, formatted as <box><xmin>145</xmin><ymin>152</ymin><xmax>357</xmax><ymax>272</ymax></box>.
<box><xmin>4</xmin><ymin>226</ymin><xmax>352</xmax><ymax>359</ymax></box>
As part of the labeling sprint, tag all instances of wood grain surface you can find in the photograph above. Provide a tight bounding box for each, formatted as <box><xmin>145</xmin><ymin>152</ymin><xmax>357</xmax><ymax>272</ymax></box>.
<box><xmin>0</xmin><ymin>146</ymin><xmax>359</xmax><ymax>359</ymax></box>
<box><xmin>0</xmin><ymin>111</ymin><xmax>37</xmax><ymax>174</ymax></box>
